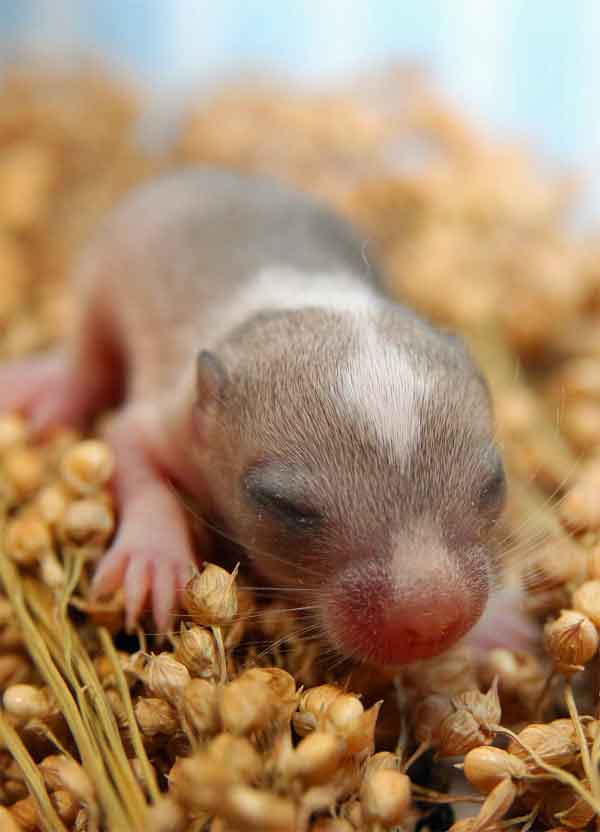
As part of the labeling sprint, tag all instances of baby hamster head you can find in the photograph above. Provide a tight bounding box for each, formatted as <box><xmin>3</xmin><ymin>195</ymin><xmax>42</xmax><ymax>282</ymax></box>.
<box><xmin>193</xmin><ymin>304</ymin><xmax>505</xmax><ymax>666</ymax></box>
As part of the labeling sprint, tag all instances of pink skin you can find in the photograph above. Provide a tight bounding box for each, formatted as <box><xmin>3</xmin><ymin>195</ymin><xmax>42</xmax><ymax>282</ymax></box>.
<box><xmin>0</xmin><ymin>351</ymin><xmax>198</xmax><ymax>633</ymax></box>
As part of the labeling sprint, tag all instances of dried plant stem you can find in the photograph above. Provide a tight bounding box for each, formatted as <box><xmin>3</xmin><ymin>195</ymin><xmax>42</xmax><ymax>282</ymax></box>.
<box><xmin>401</xmin><ymin>740</ymin><xmax>430</xmax><ymax>773</ymax></box>
<box><xmin>494</xmin><ymin>724</ymin><xmax>600</xmax><ymax>816</ymax></box>
<box><xmin>212</xmin><ymin>625</ymin><xmax>228</xmax><ymax>684</ymax></box>
<box><xmin>0</xmin><ymin>545</ymin><xmax>133</xmax><ymax>830</ymax></box>
<box><xmin>99</xmin><ymin>627</ymin><xmax>161</xmax><ymax>803</ymax></box>
<box><xmin>564</xmin><ymin>682</ymin><xmax>598</xmax><ymax>796</ymax></box>
<box><xmin>0</xmin><ymin>711</ymin><xmax>69</xmax><ymax>832</ymax></box>
<box><xmin>411</xmin><ymin>784</ymin><xmax>483</xmax><ymax>805</ymax></box>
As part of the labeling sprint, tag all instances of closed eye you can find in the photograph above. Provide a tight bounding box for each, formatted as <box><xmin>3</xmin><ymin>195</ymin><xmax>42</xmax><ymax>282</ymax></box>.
<box><xmin>242</xmin><ymin>464</ymin><xmax>323</xmax><ymax>531</ymax></box>
<box><xmin>255</xmin><ymin>492</ymin><xmax>323</xmax><ymax>530</ymax></box>
<box><xmin>478</xmin><ymin>464</ymin><xmax>507</xmax><ymax>513</ymax></box>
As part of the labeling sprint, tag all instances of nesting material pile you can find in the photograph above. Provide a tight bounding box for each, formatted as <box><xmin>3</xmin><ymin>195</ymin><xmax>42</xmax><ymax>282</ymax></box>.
<box><xmin>1</xmin><ymin>65</ymin><xmax>600</xmax><ymax>831</ymax></box>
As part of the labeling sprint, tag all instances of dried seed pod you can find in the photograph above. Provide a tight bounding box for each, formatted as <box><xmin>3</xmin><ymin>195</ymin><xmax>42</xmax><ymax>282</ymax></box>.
<box><xmin>39</xmin><ymin>551</ymin><xmax>66</xmax><ymax>588</ymax></box>
<box><xmin>560</xmin><ymin>481</ymin><xmax>600</xmax><ymax>532</ymax></box>
<box><xmin>413</xmin><ymin>694</ymin><xmax>454</xmax><ymax>746</ymax></box>
<box><xmin>220</xmin><ymin>673</ymin><xmax>276</xmax><ymax>735</ymax></box>
<box><xmin>224</xmin><ymin>785</ymin><xmax>297</xmax><ymax>832</ymax></box>
<box><xmin>144</xmin><ymin>653</ymin><xmax>191</xmax><ymax>705</ymax></box>
<box><xmin>471</xmin><ymin>778</ymin><xmax>516</xmax><ymax>832</ymax></box>
<box><xmin>181</xmin><ymin>678</ymin><xmax>220</xmax><ymax>736</ymax></box>
<box><xmin>135</xmin><ymin>697</ymin><xmax>179</xmax><ymax>736</ymax></box>
<box><xmin>57</xmin><ymin>497</ymin><xmax>115</xmax><ymax>554</ymax></box>
<box><xmin>294</xmin><ymin>684</ymin><xmax>343</xmax><ymax>736</ymax></box>
<box><xmin>0</xmin><ymin>414</ymin><xmax>26</xmax><ymax>452</ymax></box>
<box><xmin>360</xmin><ymin>769</ymin><xmax>412</xmax><ymax>827</ymax></box>
<box><xmin>464</xmin><ymin>746</ymin><xmax>528</xmax><ymax>793</ymax></box>
<box><xmin>288</xmin><ymin>731</ymin><xmax>347</xmax><ymax>785</ymax></box>
<box><xmin>239</xmin><ymin>667</ymin><xmax>298</xmax><ymax>722</ymax></box>
<box><xmin>438</xmin><ymin>709</ymin><xmax>488</xmax><ymax>757</ymax></box>
<box><xmin>60</xmin><ymin>440</ymin><xmax>115</xmax><ymax>496</ymax></box>
<box><xmin>544</xmin><ymin>609</ymin><xmax>599</xmax><ymax>670</ymax></box>
<box><xmin>507</xmin><ymin>722</ymin><xmax>579</xmax><ymax>771</ymax></box>
<box><xmin>11</xmin><ymin>789</ymin><xmax>79</xmax><ymax>830</ymax></box>
<box><xmin>452</xmin><ymin>680</ymin><xmax>501</xmax><ymax>733</ymax></box>
<box><xmin>144</xmin><ymin>796</ymin><xmax>187</xmax><ymax>832</ymax></box>
<box><xmin>208</xmin><ymin>733</ymin><xmax>263</xmax><ymax>782</ymax></box>
<box><xmin>39</xmin><ymin>755</ymin><xmax>95</xmax><ymax>806</ymax></box>
<box><xmin>183</xmin><ymin>563</ymin><xmax>238</xmax><ymax>627</ymax></box>
<box><xmin>3</xmin><ymin>684</ymin><xmax>54</xmax><ymax>722</ymax></box>
<box><xmin>36</xmin><ymin>482</ymin><xmax>71</xmax><ymax>528</ymax></box>
<box><xmin>175</xmin><ymin>624</ymin><xmax>219</xmax><ymax>679</ymax></box>
<box><xmin>2</xmin><ymin>446</ymin><xmax>44</xmax><ymax>498</ymax></box>
<box><xmin>572</xmin><ymin>580</ymin><xmax>600</xmax><ymax>627</ymax></box>
<box><xmin>363</xmin><ymin>752</ymin><xmax>401</xmax><ymax>777</ymax></box>
<box><xmin>4</xmin><ymin>511</ymin><xmax>53</xmax><ymax>565</ymax></box>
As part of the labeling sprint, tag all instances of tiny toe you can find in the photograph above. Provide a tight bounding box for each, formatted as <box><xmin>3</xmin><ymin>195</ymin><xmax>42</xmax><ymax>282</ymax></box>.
<box><xmin>124</xmin><ymin>557</ymin><xmax>152</xmax><ymax>631</ymax></box>
<box><xmin>152</xmin><ymin>560</ymin><xmax>178</xmax><ymax>634</ymax></box>
<box><xmin>91</xmin><ymin>548</ymin><xmax>130</xmax><ymax>598</ymax></box>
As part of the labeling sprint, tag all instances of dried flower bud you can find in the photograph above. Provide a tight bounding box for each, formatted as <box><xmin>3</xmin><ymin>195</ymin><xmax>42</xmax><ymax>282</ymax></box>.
<box><xmin>175</xmin><ymin>624</ymin><xmax>219</xmax><ymax>679</ymax></box>
<box><xmin>60</xmin><ymin>440</ymin><xmax>115</xmax><ymax>495</ymax></box>
<box><xmin>181</xmin><ymin>678</ymin><xmax>220</xmax><ymax>736</ymax></box>
<box><xmin>413</xmin><ymin>694</ymin><xmax>454</xmax><ymax>745</ymax></box>
<box><xmin>58</xmin><ymin>497</ymin><xmax>114</xmax><ymax>553</ymax></box>
<box><xmin>360</xmin><ymin>769</ymin><xmax>412</xmax><ymax>827</ymax></box>
<box><xmin>0</xmin><ymin>414</ymin><xmax>26</xmax><ymax>452</ymax></box>
<box><xmin>507</xmin><ymin>722</ymin><xmax>579</xmax><ymax>771</ymax></box>
<box><xmin>39</xmin><ymin>755</ymin><xmax>95</xmax><ymax>806</ymax></box>
<box><xmin>464</xmin><ymin>747</ymin><xmax>528</xmax><ymax>793</ymax></box>
<box><xmin>135</xmin><ymin>697</ymin><xmax>179</xmax><ymax>736</ymax></box>
<box><xmin>3</xmin><ymin>446</ymin><xmax>44</xmax><ymax>498</ymax></box>
<box><xmin>224</xmin><ymin>785</ymin><xmax>297</xmax><ymax>832</ymax></box>
<box><xmin>144</xmin><ymin>653</ymin><xmax>191</xmax><ymax>705</ymax></box>
<box><xmin>5</xmin><ymin>512</ymin><xmax>53</xmax><ymax>565</ymax></box>
<box><xmin>3</xmin><ymin>684</ymin><xmax>54</xmax><ymax>722</ymax></box>
<box><xmin>288</xmin><ymin>731</ymin><xmax>347</xmax><ymax>785</ymax></box>
<box><xmin>183</xmin><ymin>563</ymin><xmax>238</xmax><ymax>627</ymax></box>
<box><xmin>544</xmin><ymin>609</ymin><xmax>599</xmax><ymax>671</ymax></box>
<box><xmin>572</xmin><ymin>580</ymin><xmax>600</xmax><ymax>628</ymax></box>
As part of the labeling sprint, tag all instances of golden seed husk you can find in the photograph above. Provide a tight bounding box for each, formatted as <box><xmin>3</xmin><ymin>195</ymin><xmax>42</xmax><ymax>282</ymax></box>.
<box><xmin>223</xmin><ymin>785</ymin><xmax>297</xmax><ymax>832</ymax></box>
<box><xmin>57</xmin><ymin>496</ymin><xmax>115</xmax><ymax>553</ymax></box>
<box><xmin>220</xmin><ymin>673</ymin><xmax>276</xmax><ymax>735</ymax></box>
<box><xmin>181</xmin><ymin>678</ymin><xmax>220</xmax><ymax>737</ymax></box>
<box><xmin>288</xmin><ymin>731</ymin><xmax>347</xmax><ymax>785</ymax></box>
<box><xmin>39</xmin><ymin>755</ymin><xmax>95</xmax><ymax>806</ymax></box>
<box><xmin>572</xmin><ymin>580</ymin><xmax>600</xmax><ymax>627</ymax></box>
<box><xmin>463</xmin><ymin>746</ymin><xmax>528</xmax><ymax>793</ymax></box>
<box><xmin>360</xmin><ymin>769</ymin><xmax>412</xmax><ymax>826</ymax></box>
<box><xmin>4</xmin><ymin>512</ymin><xmax>53</xmax><ymax>565</ymax></box>
<box><xmin>135</xmin><ymin>697</ymin><xmax>179</xmax><ymax>736</ymax></box>
<box><xmin>60</xmin><ymin>439</ymin><xmax>115</xmax><ymax>495</ymax></box>
<box><xmin>543</xmin><ymin>609</ymin><xmax>599</xmax><ymax>669</ymax></box>
<box><xmin>174</xmin><ymin>623</ymin><xmax>219</xmax><ymax>679</ymax></box>
<box><xmin>2</xmin><ymin>683</ymin><xmax>54</xmax><ymax>721</ymax></box>
<box><xmin>2</xmin><ymin>446</ymin><xmax>44</xmax><ymax>498</ymax></box>
<box><xmin>507</xmin><ymin>722</ymin><xmax>579</xmax><ymax>771</ymax></box>
<box><xmin>144</xmin><ymin>653</ymin><xmax>191</xmax><ymax>705</ymax></box>
<box><xmin>183</xmin><ymin>563</ymin><xmax>238</xmax><ymax>627</ymax></box>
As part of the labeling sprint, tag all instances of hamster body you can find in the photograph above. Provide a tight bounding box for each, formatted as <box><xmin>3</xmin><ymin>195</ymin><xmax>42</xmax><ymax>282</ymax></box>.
<box><xmin>0</xmin><ymin>168</ymin><xmax>519</xmax><ymax>665</ymax></box>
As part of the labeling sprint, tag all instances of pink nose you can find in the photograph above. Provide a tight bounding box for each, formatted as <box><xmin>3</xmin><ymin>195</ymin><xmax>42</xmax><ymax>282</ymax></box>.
<box><xmin>323</xmin><ymin>565</ymin><xmax>486</xmax><ymax>666</ymax></box>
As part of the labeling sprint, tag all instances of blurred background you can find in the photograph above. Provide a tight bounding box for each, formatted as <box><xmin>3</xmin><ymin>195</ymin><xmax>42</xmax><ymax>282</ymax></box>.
<box><xmin>1</xmin><ymin>0</ymin><xmax>599</xmax><ymax>217</ymax></box>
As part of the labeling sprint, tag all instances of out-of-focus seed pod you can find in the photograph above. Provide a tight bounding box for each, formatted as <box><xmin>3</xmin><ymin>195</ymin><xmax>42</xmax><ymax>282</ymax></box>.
<box><xmin>181</xmin><ymin>678</ymin><xmax>220</xmax><ymax>737</ymax></box>
<box><xmin>471</xmin><ymin>778</ymin><xmax>516</xmax><ymax>832</ymax></box>
<box><xmin>572</xmin><ymin>581</ymin><xmax>600</xmax><ymax>628</ymax></box>
<box><xmin>294</xmin><ymin>684</ymin><xmax>342</xmax><ymax>736</ymax></box>
<box><xmin>135</xmin><ymin>697</ymin><xmax>179</xmax><ymax>736</ymax></box>
<box><xmin>3</xmin><ymin>684</ymin><xmax>54</xmax><ymax>722</ymax></box>
<box><xmin>183</xmin><ymin>563</ymin><xmax>238</xmax><ymax>627</ymax></box>
<box><xmin>60</xmin><ymin>439</ymin><xmax>115</xmax><ymax>495</ymax></box>
<box><xmin>363</xmin><ymin>751</ymin><xmax>401</xmax><ymax>777</ymax></box>
<box><xmin>219</xmin><ymin>674</ymin><xmax>273</xmax><ymax>736</ymax></box>
<box><xmin>3</xmin><ymin>446</ymin><xmax>44</xmax><ymax>499</ymax></box>
<box><xmin>144</xmin><ymin>653</ymin><xmax>191</xmax><ymax>705</ymax></box>
<box><xmin>208</xmin><ymin>733</ymin><xmax>263</xmax><ymax>783</ymax></box>
<box><xmin>360</xmin><ymin>769</ymin><xmax>411</xmax><ymax>828</ymax></box>
<box><xmin>544</xmin><ymin>609</ymin><xmax>599</xmax><ymax>671</ymax></box>
<box><xmin>36</xmin><ymin>483</ymin><xmax>71</xmax><ymax>529</ymax></box>
<box><xmin>4</xmin><ymin>512</ymin><xmax>53</xmax><ymax>565</ymax></box>
<box><xmin>507</xmin><ymin>722</ymin><xmax>579</xmax><ymax>771</ymax></box>
<box><xmin>175</xmin><ymin>624</ymin><xmax>219</xmax><ymax>679</ymax></box>
<box><xmin>39</xmin><ymin>755</ymin><xmax>95</xmax><ymax>807</ymax></box>
<box><xmin>464</xmin><ymin>747</ymin><xmax>528</xmax><ymax>793</ymax></box>
<box><xmin>413</xmin><ymin>694</ymin><xmax>453</xmax><ymax>746</ymax></box>
<box><xmin>0</xmin><ymin>414</ymin><xmax>26</xmax><ymax>452</ymax></box>
<box><xmin>39</xmin><ymin>551</ymin><xmax>66</xmax><ymax>588</ymax></box>
<box><xmin>288</xmin><ymin>731</ymin><xmax>347</xmax><ymax>785</ymax></box>
<box><xmin>310</xmin><ymin>819</ymin><xmax>355</xmax><ymax>832</ymax></box>
<box><xmin>478</xmin><ymin>648</ymin><xmax>544</xmax><ymax>696</ymax></box>
<box><xmin>10</xmin><ymin>789</ymin><xmax>79</xmax><ymax>830</ymax></box>
<box><xmin>144</xmin><ymin>796</ymin><xmax>187</xmax><ymax>832</ymax></box>
<box><xmin>57</xmin><ymin>497</ymin><xmax>114</xmax><ymax>554</ymax></box>
<box><xmin>224</xmin><ymin>785</ymin><xmax>297</xmax><ymax>832</ymax></box>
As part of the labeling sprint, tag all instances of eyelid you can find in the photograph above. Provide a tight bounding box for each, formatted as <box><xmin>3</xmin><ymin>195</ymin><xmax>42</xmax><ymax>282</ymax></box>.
<box><xmin>243</xmin><ymin>466</ymin><xmax>322</xmax><ymax>529</ymax></box>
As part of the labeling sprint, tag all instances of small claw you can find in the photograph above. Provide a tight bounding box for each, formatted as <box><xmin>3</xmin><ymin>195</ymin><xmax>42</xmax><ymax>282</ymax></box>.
<box><xmin>152</xmin><ymin>559</ymin><xmax>178</xmax><ymax>635</ymax></box>
<box><xmin>91</xmin><ymin>547</ymin><xmax>130</xmax><ymax>599</ymax></box>
<box><xmin>124</xmin><ymin>556</ymin><xmax>153</xmax><ymax>632</ymax></box>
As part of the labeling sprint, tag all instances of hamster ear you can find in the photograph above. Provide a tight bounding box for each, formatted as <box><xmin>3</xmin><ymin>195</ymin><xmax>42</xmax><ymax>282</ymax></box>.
<box><xmin>196</xmin><ymin>350</ymin><xmax>228</xmax><ymax>406</ymax></box>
